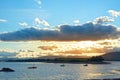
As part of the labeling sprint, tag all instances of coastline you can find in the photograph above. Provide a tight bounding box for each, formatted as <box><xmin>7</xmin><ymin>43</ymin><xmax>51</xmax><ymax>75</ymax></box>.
<box><xmin>43</xmin><ymin>61</ymin><xmax>111</xmax><ymax>64</ymax></box>
<box><xmin>85</xmin><ymin>78</ymin><xmax>120</xmax><ymax>80</ymax></box>
<box><xmin>2</xmin><ymin>56</ymin><xmax>111</xmax><ymax>64</ymax></box>
<box><xmin>4</xmin><ymin>60</ymin><xmax>111</xmax><ymax>64</ymax></box>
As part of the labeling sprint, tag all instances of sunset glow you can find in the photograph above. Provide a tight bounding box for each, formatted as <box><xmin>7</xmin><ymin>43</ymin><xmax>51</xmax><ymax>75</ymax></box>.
<box><xmin>0</xmin><ymin>39</ymin><xmax>118</xmax><ymax>58</ymax></box>
<box><xmin>0</xmin><ymin>0</ymin><xmax>120</xmax><ymax>59</ymax></box>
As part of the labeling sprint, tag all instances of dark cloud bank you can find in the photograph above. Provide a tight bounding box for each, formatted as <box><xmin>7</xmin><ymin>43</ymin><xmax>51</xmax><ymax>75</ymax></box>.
<box><xmin>0</xmin><ymin>22</ymin><xmax>119</xmax><ymax>41</ymax></box>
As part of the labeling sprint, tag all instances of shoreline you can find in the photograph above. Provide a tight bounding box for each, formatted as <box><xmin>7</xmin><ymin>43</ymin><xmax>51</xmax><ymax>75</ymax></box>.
<box><xmin>4</xmin><ymin>60</ymin><xmax>111</xmax><ymax>64</ymax></box>
<box><xmin>43</xmin><ymin>61</ymin><xmax>111</xmax><ymax>64</ymax></box>
<box><xmin>85</xmin><ymin>78</ymin><xmax>120</xmax><ymax>80</ymax></box>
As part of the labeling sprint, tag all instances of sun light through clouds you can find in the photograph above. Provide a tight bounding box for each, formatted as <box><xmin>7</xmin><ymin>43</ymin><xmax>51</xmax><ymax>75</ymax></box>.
<box><xmin>1</xmin><ymin>38</ymin><xmax>120</xmax><ymax>59</ymax></box>
<box><xmin>0</xmin><ymin>0</ymin><xmax>120</xmax><ymax>62</ymax></box>
<box><xmin>14</xmin><ymin>41</ymin><xmax>110</xmax><ymax>58</ymax></box>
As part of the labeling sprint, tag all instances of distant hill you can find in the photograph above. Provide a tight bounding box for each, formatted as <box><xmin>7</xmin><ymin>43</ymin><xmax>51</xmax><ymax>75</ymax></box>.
<box><xmin>102</xmin><ymin>52</ymin><xmax>120</xmax><ymax>61</ymax></box>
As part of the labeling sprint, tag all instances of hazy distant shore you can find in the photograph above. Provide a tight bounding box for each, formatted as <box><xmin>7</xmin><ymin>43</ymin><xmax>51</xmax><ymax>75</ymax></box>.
<box><xmin>5</xmin><ymin>60</ymin><xmax>110</xmax><ymax>64</ymax></box>
<box><xmin>4</xmin><ymin>58</ymin><xmax>110</xmax><ymax>64</ymax></box>
<box><xmin>43</xmin><ymin>60</ymin><xmax>111</xmax><ymax>64</ymax></box>
<box><xmin>85</xmin><ymin>78</ymin><xmax>120</xmax><ymax>80</ymax></box>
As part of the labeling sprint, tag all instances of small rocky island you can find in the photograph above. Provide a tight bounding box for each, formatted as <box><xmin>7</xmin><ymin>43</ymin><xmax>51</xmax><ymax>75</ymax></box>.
<box><xmin>0</xmin><ymin>68</ymin><xmax>15</xmax><ymax>72</ymax></box>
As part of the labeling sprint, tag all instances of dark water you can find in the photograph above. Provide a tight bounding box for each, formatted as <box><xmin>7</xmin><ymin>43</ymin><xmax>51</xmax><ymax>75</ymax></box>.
<box><xmin>0</xmin><ymin>61</ymin><xmax>120</xmax><ymax>80</ymax></box>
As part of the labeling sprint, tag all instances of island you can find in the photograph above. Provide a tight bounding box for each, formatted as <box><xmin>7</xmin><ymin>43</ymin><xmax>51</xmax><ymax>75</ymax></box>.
<box><xmin>0</xmin><ymin>68</ymin><xmax>15</xmax><ymax>72</ymax></box>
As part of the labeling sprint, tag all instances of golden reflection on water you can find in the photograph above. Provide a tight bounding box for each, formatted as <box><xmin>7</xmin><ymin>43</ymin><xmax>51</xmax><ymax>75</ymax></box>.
<box><xmin>76</xmin><ymin>64</ymin><xmax>118</xmax><ymax>80</ymax></box>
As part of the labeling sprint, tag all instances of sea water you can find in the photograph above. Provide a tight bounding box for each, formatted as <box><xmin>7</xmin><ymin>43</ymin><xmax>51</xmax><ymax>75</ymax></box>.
<box><xmin>0</xmin><ymin>61</ymin><xmax>120</xmax><ymax>80</ymax></box>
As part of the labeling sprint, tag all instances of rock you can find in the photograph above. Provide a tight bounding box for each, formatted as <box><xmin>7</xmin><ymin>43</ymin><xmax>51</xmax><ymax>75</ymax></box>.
<box><xmin>28</xmin><ymin>66</ymin><xmax>37</xmax><ymax>69</ymax></box>
<box><xmin>0</xmin><ymin>68</ymin><xmax>15</xmax><ymax>72</ymax></box>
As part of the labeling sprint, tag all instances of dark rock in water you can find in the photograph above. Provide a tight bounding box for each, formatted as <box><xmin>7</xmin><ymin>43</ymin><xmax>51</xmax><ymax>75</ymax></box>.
<box><xmin>0</xmin><ymin>68</ymin><xmax>15</xmax><ymax>72</ymax></box>
<box><xmin>60</xmin><ymin>64</ymin><xmax>65</xmax><ymax>67</ymax></box>
<box><xmin>83</xmin><ymin>64</ymin><xmax>88</xmax><ymax>66</ymax></box>
<box><xmin>28</xmin><ymin>66</ymin><xmax>37</xmax><ymax>69</ymax></box>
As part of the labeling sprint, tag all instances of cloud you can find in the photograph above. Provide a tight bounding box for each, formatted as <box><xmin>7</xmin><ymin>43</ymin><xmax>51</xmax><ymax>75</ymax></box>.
<box><xmin>0</xmin><ymin>22</ymin><xmax>119</xmax><ymax>41</ymax></box>
<box><xmin>58</xmin><ymin>49</ymin><xmax>82</xmax><ymax>54</ymax></box>
<box><xmin>0</xmin><ymin>19</ymin><xmax>7</xmax><ymax>23</ymax></box>
<box><xmin>0</xmin><ymin>51</ymin><xmax>17</xmax><ymax>58</ymax></box>
<box><xmin>94</xmin><ymin>16</ymin><xmax>114</xmax><ymax>24</ymax></box>
<box><xmin>27</xmin><ymin>50</ymin><xmax>34</xmax><ymax>52</ymax></box>
<box><xmin>108</xmin><ymin>10</ymin><xmax>120</xmax><ymax>17</ymax></box>
<box><xmin>73</xmin><ymin>20</ymin><xmax>80</xmax><ymax>24</ymax></box>
<box><xmin>57</xmin><ymin>48</ymin><xmax>104</xmax><ymax>54</ymax></box>
<box><xmin>59</xmin><ymin>23</ymin><xmax>119</xmax><ymax>41</ymax></box>
<box><xmin>41</xmin><ymin>20</ymin><xmax>50</xmax><ymax>27</ymax></box>
<box><xmin>38</xmin><ymin>46</ymin><xmax>57</xmax><ymax>50</ymax></box>
<box><xmin>34</xmin><ymin>0</ymin><xmax>42</xmax><ymax>8</ymax></box>
<box><xmin>34</xmin><ymin>17</ymin><xmax>50</xmax><ymax>27</ymax></box>
<box><xmin>19</xmin><ymin>22</ymin><xmax>28</xmax><ymax>27</ymax></box>
<box><xmin>0</xmin><ymin>27</ymin><xmax>59</xmax><ymax>41</ymax></box>
<box><xmin>99</xmin><ymin>42</ymin><xmax>111</xmax><ymax>45</ymax></box>
<box><xmin>34</xmin><ymin>17</ymin><xmax>41</xmax><ymax>24</ymax></box>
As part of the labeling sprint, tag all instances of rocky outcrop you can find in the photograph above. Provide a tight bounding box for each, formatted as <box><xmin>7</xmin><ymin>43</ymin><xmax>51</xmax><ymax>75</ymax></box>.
<box><xmin>0</xmin><ymin>68</ymin><xmax>15</xmax><ymax>72</ymax></box>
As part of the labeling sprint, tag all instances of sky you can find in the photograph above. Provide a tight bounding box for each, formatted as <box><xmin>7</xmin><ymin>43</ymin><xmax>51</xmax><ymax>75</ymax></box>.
<box><xmin>0</xmin><ymin>0</ymin><xmax>120</xmax><ymax>59</ymax></box>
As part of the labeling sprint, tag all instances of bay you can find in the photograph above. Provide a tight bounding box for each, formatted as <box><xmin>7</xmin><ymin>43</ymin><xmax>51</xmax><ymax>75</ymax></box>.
<box><xmin>0</xmin><ymin>61</ymin><xmax>120</xmax><ymax>80</ymax></box>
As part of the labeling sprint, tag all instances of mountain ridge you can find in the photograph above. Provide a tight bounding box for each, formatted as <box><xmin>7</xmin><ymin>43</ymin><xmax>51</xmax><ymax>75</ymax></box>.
<box><xmin>102</xmin><ymin>52</ymin><xmax>120</xmax><ymax>61</ymax></box>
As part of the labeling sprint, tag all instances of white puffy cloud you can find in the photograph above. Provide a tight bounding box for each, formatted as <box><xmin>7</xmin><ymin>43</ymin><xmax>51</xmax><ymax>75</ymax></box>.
<box><xmin>73</xmin><ymin>20</ymin><xmax>80</xmax><ymax>24</ymax></box>
<box><xmin>41</xmin><ymin>20</ymin><xmax>50</xmax><ymax>26</ymax></box>
<box><xmin>34</xmin><ymin>17</ymin><xmax>50</xmax><ymax>27</ymax></box>
<box><xmin>73</xmin><ymin>20</ymin><xmax>80</xmax><ymax>26</ymax></box>
<box><xmin>94</xmin><ymin>16</ymin><xmax>114</xmax><ymax>24</ymax></box>
<box><xmin>19</xmin><ymin>22</ymin><xmax>28</xmax><ymax>27</ymax></box>
<box><xmin>34</xmin><ymin>0</ymin><xmax>42</xmax><ymax>8</ymax></box>
<box><xmin>108</xmin><ymin>10</ymin><xmax>120</xmax><ymax>17</ymax></box>
<box><xmin>0</xmin><ymin>19</ymin><xmax>7</xmax><ymax>23</ymax></box>
<box><xmin>34</xmin><ymin>17</ymin><xmax>41</xmax><ymax>24</ymax></box>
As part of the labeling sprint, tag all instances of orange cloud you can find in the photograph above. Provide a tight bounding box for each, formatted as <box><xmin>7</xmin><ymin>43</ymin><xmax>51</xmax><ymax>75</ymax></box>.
<box><xmin>38</xmin><ymin>46</ymin><xmax>57</xmax><ymax>50</ymax></box>
<box><xmin>62</xmin><ymin>49</ymin><xmax>82</xmax><ymax>54</ymax></box>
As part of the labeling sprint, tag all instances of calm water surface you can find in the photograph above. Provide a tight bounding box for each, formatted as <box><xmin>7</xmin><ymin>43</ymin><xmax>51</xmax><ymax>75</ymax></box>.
<box><xmin>0</xmin><ymin>61</ymin><xmax>120</xmax><ymax>80</ymax></box>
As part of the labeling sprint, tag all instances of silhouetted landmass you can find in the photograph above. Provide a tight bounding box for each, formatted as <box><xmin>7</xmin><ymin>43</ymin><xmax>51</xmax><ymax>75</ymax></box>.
<box><xmin>5</xmin><ymin>56</ymin><xmax>109</xmax><ymax>64</ymax></box>
<box><xmin>54</xmin><ymin>56</ymin><xmax>104</xmax><ymax>63</ymax></box>
<box><xmin>102</xmin><ymin>52</ymin><xmax>120</xmax><ymax>61</ymax></box>
<box><xmin>86</xmin><ymin>78</ymin><xmax>120</xmax><ymax>80</ymax></box>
